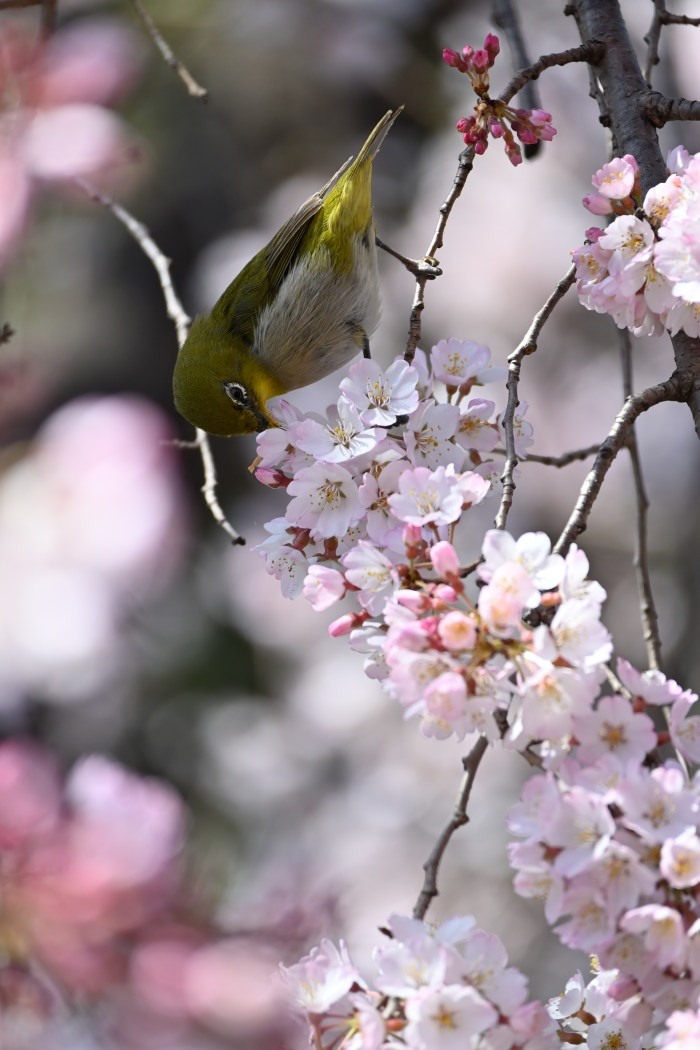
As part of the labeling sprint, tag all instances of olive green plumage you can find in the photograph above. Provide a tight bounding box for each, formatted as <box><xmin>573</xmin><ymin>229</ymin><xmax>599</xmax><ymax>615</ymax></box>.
<box><xmin>173</xmin><ymin>108</ymin><xmax>402</xmax><ymax>437</ymax></box>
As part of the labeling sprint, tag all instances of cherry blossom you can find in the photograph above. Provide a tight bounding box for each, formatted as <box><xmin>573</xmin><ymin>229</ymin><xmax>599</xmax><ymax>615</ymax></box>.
<box><xmin>575</xmin><ymin>147</ymin><xmax>700</xmax><ymax>336</ymax></box>
<box><xmin>339</xmin><ymin>358</ymin><xmax>420</xmax><ymax>426</ymax></box>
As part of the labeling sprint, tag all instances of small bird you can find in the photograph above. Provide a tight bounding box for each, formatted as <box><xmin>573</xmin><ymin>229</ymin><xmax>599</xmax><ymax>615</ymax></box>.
<box><xmin>173</xmin><ymin>108</ymin><xmax>402</xmax><ymax>436</ymax></box>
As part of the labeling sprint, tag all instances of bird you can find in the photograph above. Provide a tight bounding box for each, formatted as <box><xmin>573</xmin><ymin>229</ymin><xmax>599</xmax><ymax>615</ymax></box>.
<box><xmin>172</xmin><ymin>107</ymin><xmax>402</xmax><ymax>436</ymax></box>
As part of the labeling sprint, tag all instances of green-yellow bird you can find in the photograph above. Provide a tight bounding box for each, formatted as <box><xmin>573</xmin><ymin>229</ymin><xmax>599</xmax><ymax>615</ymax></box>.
<box><xmin>173</xmin><ymin>108</ymin><xmax>402</xmax><ymax>437</ymax></box>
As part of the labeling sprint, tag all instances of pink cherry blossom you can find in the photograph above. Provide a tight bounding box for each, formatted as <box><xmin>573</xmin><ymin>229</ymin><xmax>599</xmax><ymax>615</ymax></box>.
<box><xmin>303</xmin><ymin>564</ymin><xmax>346</xmax><ymax>611</ymax></box>
<box><xmin>404</xmin><ymin>400</ymin><xmax>463</xmax><ymax>470</ymax></box>
<box><xmin>573</xmin><ymin>694</ymin><xmax>657</xmax><ymax>765</ymax></box>
<box><xmin>455</xmin><ymin>398</ymin><xmax>500</xmax><ymax>453</ymax></box>
<box><xmin>591</xmin><ymin>155</ymin><xmax>639</xmax><ymax>200</ymax></box>
<box><xmin>658</xmin><ymin>1009</ymin><xmax>700</xmax><ymax>1050</ymax></box>
<box><xmin>430</xmin><ymin>338</ymin><xmax>505</xmax><ymax>389</ymax></box>
<box><xmin>621</xmin><ymin>905</ymin><xmax>687</xmax><ymax>971</ymax></box>
<box><xmin>404</xmin><ymin>983</ymin><xmax>498</xmax><ymax>1050</ymax></box>
<box><xmin>388</xmin><ymin>464</ymin><xmax>468</xmax><ymax>527</ymax></box>
<box><xmin>294</xmin><ymin>400</ymin><xmax>379</xmax><ymax>463</ymax></box>
<box><xmin>479</xmin><ymin>530</ymin><xmax>564</xmax><ymax>591</ymax></box>
<box><xmin>286</xmin><ymin>462</ymin><xmax>362</xmax><ymax>538</ymax></box>
<box><xmin>339</xmin><ymin>358</ymin><xmax>419</xmax><ymax>426</ymax></box>
<box><xmin>281</xmin><ymin>938</ymin><xmax>361</xmax><ymax>1013</ymax></box>
<box><xmin>341</xmin><ymin>541</ymin><xmax>398</xmax><ymax>615</ymax></box>
<box><xmin>660</xmin><ymin>829</ymin><xmax>700</xmax><ymax>889</ymax></box>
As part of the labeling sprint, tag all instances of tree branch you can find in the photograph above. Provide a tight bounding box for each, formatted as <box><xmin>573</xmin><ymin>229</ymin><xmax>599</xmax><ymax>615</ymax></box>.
<box><xmin>0</xmin><ymin>323</ymin><xmax>15</xmax><ymax>346</ymax></box>
<box><xmin>642</xmin><ymin>91</ymin><xmax>700</xmax><ymax>127</ymax></box>
<box><xmin>412</xmin><ymin>736</ymin><xmax>489</xmax><ymax>921</ymax></box>
<box><xmin>404</xmin><ymin>147</ymin><xmax>475</xmax><ymax>364</ymax></box>
<box><xmin>494</xmin><ymin>265</ymin><xmax>576</xmax><ymax>531</ymax></box>
<box><xmin>78</xmin><ymin>179</ymin><xmax>244</xmax><ymax>546</ymax></box>
<box><xmin>498</xmin><ymin>41</ymin><xmax>605</xmax><ymax>105</ymax></box>
<box><xmin>525</xmin><ymin>444</ymin><xmax>600</xmax><ymax>467</ymax></box>
<box><xmin>618</xmin><ymin>329</ymin><xmax>662</xmax><ymax>671</ymax></box>
<box><xmin>553</xmin><ymin>372</ymin><xmax>691</xmax><ymax>555</ymax></box>
<box><xmin>492</xmin><ymin>0</ymin><xmax>544</xmax><ymax>158</ymax></box>
<box><xmin>129</xmin><ymin>0</ymin><xmax>208</xmax><ymax>101</ymax></box>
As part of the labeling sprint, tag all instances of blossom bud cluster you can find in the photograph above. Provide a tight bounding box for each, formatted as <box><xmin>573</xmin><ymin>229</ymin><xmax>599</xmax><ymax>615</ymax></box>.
<box><xmin>574</xmin><ymin>148</ymin><xmax>700</xmax><ymax>336</ymax></box>
<box><xmin>282</xmin><ymin>913</ymin><xmax>559</xmax><ymax>1050</ymax></box>
<box><xmin>443</xmin><ymin>35</ymin><xmax>556</xmax><ymax>166</ymax></box>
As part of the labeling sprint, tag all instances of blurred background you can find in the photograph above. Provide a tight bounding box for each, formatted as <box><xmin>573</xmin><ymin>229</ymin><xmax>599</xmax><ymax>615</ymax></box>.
<box><xmin>1</xmin><ymin>0</ymin><xmax>700</xmax><ymax>1046</ymax></box>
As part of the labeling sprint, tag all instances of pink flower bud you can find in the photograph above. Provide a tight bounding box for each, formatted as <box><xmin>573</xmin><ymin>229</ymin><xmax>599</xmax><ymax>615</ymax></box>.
<box><xmin>254</xmin><ymin>467</ymin><xmax>288</xmax><ymax>488</ymax></box>
<box><xmin>395</xmin><ymin>589</ymin><xmax>430</xmax><ymax>614</ymax></box>
<box><xmin>442</xmin><ymin>48</ymin><xmax>466</xmax><ymax>72</ymax></box>
<box><xmin>328</xmin><ymin>612</ymin><xmax>363</xmax><ymax>637</ymax></box>
<box><xmin>484</xmin><ymin>33</ymin><xmax>500</xmax><ymax>58</ymax></box>
<box><xmin>471</xmin><ymin>49</ymin><xmax>490</xmax><ymax>74</ymax></box>
<box><xmin>430</xmin><ymin>541</ymin><xmax>460</xmax><ymax>578</ymax></box>
<box><xmin>402</xmin><ymin>524</ymin><xmax>423</xmax><ymax>548</ymax></box>
<box><xmin>433</xmin><ymin>584</ymin><xmax>459</xmax><ymax>604</ymax></box>
<box><xmin>583</xmin><ymin>193</ymin><xmax>613</xmax><ymax>216</ymax></box>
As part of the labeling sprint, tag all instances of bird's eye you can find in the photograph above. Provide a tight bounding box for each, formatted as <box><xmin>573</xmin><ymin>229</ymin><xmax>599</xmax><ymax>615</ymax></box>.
<box><xmin>223</xmin><ymin>382</ymin><xmax>249</xmax><ymax>407</ymax></box>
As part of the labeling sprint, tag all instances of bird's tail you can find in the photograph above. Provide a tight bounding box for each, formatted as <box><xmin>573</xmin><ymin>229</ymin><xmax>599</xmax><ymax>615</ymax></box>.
<box><xmin>319</xmin><ymin>107</ymin><xmax>403</xmax><ymax>199</ymax></box>
<box><xmin>354</xmin><ymin>107</ymin><xmax>404</xmax><ymax>166</ymax></box>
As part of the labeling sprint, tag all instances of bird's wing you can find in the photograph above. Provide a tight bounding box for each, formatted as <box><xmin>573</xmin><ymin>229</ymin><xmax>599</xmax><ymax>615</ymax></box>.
<box><xmin>210</xmin><ymin>158</ymin><xmax>354</xmax><ymax>344</ymax></box>
<box><xmin>264</xmin><ymin>156</ymin><xmax>353</xmax><ymax>288</ymax></box>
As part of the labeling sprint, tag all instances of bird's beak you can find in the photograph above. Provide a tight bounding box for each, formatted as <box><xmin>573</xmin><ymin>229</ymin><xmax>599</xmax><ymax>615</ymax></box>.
<box><xmin>253</xmin><ymin>406</ymin><xmax>278</xmax><ymax>432</ymax></box>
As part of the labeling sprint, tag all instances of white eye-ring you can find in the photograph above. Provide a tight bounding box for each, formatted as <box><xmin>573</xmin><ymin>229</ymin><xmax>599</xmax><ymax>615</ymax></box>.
<box><xmin>223</xmin><ymin>382</ymin><xmax>249</xmax><ymax>407</ymax></box>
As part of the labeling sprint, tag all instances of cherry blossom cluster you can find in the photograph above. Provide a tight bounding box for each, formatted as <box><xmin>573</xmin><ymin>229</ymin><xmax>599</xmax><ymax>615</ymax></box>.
<box><xmin>506</xmin><ymin>659</ymin><xmax>700</xmax><ymax>1048</ymax></box>
<box><xmin>254</xmin><ymin>338</ymin><xmax>518</xmax><ymax>602</ymax></box>
<box><xmin>574</xmin><ymin>147</ymin><xmax>700</xmax><ymax>336</ymax></box>
<box><xmin>442</xmin><ymin>35</ymin><xmax>556</xmax><ymax>166</ymax></box>
<box><xmin>283</xmin><ymin>912</ymin><xmax>559</xmax><ymax>1050</ymax></box>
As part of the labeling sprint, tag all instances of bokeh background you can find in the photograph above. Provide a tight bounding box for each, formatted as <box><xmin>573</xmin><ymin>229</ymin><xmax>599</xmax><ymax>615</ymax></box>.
<box><xmin>1</xmin><ymin>0</ymin><xmax>700</xmax><ymax>1046</ymax></box>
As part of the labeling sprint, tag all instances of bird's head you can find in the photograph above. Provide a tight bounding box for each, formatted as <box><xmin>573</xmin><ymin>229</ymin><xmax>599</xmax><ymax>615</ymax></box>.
<box><xmin>173</xmin><ymin>317</ymin><xmax>282</xmax><ymax>437</ymax></box>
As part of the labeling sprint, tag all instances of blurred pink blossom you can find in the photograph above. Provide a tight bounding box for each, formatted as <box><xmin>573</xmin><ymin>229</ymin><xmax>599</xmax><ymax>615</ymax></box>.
<box><xmin>0</xmin><ymin>19</ymin><xmax>142</xmax><ymax>268</ymax></box>
<box><xmin>0</xmin><ymin>395</ymin><xmax>185</xmax><ymax>704</ymax></box>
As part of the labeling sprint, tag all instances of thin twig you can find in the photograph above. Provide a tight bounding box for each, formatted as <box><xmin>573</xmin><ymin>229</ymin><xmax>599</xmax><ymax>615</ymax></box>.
<box><xmin>498</xmin><ymin>41</ymin><xmax>605</xmax><ymax>105</ymax></box>
<box><xmin>494</xmin><ymin>265</ymin><xmax>576</xmax><ymax>531</ymax></box>
<box><xmin>553</xmin><ymin>373</ymin><xmax>691</xmax><ymax>556</ymax></box>
<box><xmin>77</xmin><ymin>180</ymin><xmax>189</xmax><ymax>345</ymax></box>
<box><xmin>78</xmin><ymin>179</ymin><xmax>245</xmax><ymax>546</ymax></box>
<box><xmin>129</xmin><ymin>0</ymin><xmax>208</xmax><ymax>101</ymax></box>
<box><xmin>404</xmin><ymin>147</ymin><xmax>475</xmax><ymax>364</ymax></box>
<box><xmin>492</xmin><ymin>0</ymin><xmax>543</xmax><ymax>158</ymax></box>
<box><xmin>0</xmin><ymin>0</ymin><xmax>42</xmax><ymax>9</ymax></box>
<box><xmin>376</xmin><ymin>237</ymin><xmax>442</xmax><ymax>280</ymax></box>
<box><xmin>413</xmin><ymin>736</ymin><xmax>489</xmax><ymax>921</ymax></box>
<box><xmin>618</xmin><ymin>329</ymin><xmax>662</xmax><ymax>671</ymax></box>
<box><xmin>0</xmin><ymin>323</ymin><xmax>15</xmax><ymax>346</ymax></box>
<box><xmin>643</xmin><ymin>0</ymin><xmax>664</xmax><ymax>85</ymax></box>
<box><xmin>654</xmin><ymin>3</ymin><xmax>700</xmax><ymax>28</ymax></box>
<box><xmin>194</xmin><ymin>428</ymin><xmax>246</xmax><ymax>545</ymax></box>
<box><xmin>525</xmin><ymin>444</ymin><xmax>600</xmax><ymax>467</ymax></box>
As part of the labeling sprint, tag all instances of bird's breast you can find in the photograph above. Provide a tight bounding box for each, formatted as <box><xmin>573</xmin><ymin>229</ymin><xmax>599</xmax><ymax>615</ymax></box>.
<box><xmin>251</xmin><ymin>235</ymin><xmax>381</xmax><ymax>392</ymax></box>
